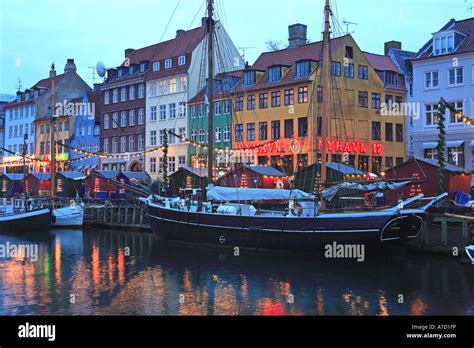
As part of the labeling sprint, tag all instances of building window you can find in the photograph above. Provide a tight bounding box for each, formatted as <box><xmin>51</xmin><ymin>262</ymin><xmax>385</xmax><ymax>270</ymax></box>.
<box><xmin>243</xmin><ymin>71</ymin><xmax>256</xmax><ymax>86</ymax></box>
<box><xmin>150</xmin><ymin>131</ymin><xmax>157</xmax><ymax>146</ymax></box>
<box><xmin>344</xmin><ymin>63</ymin><xmax>354</xmax><ymax>78</ymax></box>
<box><xmin>150</xmin><ymin>158</ymin><xmax>156</xmax><ymax>173</ymax></box>
<box><xmin>385</xmin><ymin>95</ymin><xmax>393</xmax><ymax>109</ymax></box>
<box><xmin>425</xmin><ymin>104</ymin><xmax>438</xmax><ymax>126</ymax></box>
<box><xmin>121</xmin><ymin>111</ymin><xmax>127</xmax><ymax>127</ymax></box>
<box><xmin>120</xmin><ymin>136</ymin><xmax>126</xmax><ymax>152</ymax></box>
<box><xmin>65</xmin><ymin>121</ymin><xmax>70</xmax><ymax>130</ymax></box>
<box><xmin>331</xmin><ymin>62</ymin><xmax>341</xmax><ymax>76</ymax></box>
<box><xmin>104</xmin><ymin>91</ymin><xmax>110</xmax><ymax>105</ymax></box>
<box><xmin>298</xmin><ymin>117</ymin><xmax>308</xmax><ymax>137</ymax></box>
<box><xmin>138</xmin><ymin>134</ymin><xmax>144</xmax><ymax>150</ymax></box>
<box><xmin>179</xmin><ymin>102</ymin><xmax>186</xmax><ymax>117</ymax></box>
<box><xmin>129</xmin><ymin>135</ymin><xmax>135</xmax><ymax>152</ymax></box>
<box><xmin>178</xmin><ymin>127</ymin><xmax>186</xmax><ymax>143</ymax></box>
<box><xmin>345</xmin><ymin>46</ymin><xmax>354</xmax><ymax>59</ymax></box>
<box><xmin>271</xmin><ymin>121</ymin><xmax>280</xmax><ymax>140</ymax></box>
<box><xmin>158</xmin><ymin>105</ymin><xmax>166</xmax><ymax>120</ymax></box>
<box><xmin>235</xmin><ymin>97</ymin><xmax>243</xmax><ymax>111</ymax></box>
<box><xmin>129</xmin><ymin>109</ymin><xmax>135</xmax><ymax>126</ymax></box>
<box><xmin>121</xmin><ymin>87</ymin><xmax>127</xmax><ymax>102</ymax></box>
<box><xmin>198</xmin><ymin>129</ymin><xmax>205</xmax><ymax>143</ymax></box>
<box><xmin>448</xmin><ymin>145</ymin><xmax>464</xmax><ymax>167</ymax></box>
<box><xmin>433</xmin><ymin>35</ymin><xmax>454</xmax><ymax>55</ymax></box>
<box><xmin>112</xmin><ymin>137</ymin><xmax>118</xmax><ymax>153</ymax></box>
<box><xmin>372</xmin><ymin>156</ymin><xmax>382</xmax><ymax>175</ymax></box>
<box><xmin>169</xmin><ymin>157</ymin><xmax>176</xmax><ymax>173</ymax></box>
<box><xmin>396</xmin><ymin>124</ymin><xmax>403</xmax><ymax>142</ymax></box>
<box><xmin>425</xmin><ymin>71</ymin><xmax>439</xmax><ymax>88</ymax></box>
<box><xmin>112</xmin><ymin>113</ymin><xmax>118</xmax><ymax>129</ymax></box>
<box><xmin>449</xmin><ymin>67</ymin><xmax>463</xmax><ymax>85</ymax></box>
<box><xmin>178</xmin><ymin>55</ymin><xmax>186</xmax><ymax>66</ymax></box>
<box><xmin>247</xmin><ymin>123</ymin><xmax>255</xmax><ymax>141</ymax></box>
<box><xmin>358</xmin><ymin>91</ymin><xmax>368</xmax><ymax>108</ymax></box>
<box><xmin>235</xmin><ymin>124</ymin><xmax>243</xmax><ymax>142</ymax></box>
<box><xmin>168</xmin><ymin>128</ymin><xmax>175</xmax><ymax>145</ymax></box>
<box><xmin>129</xmin><ymin>86</ymin><xmax>135</xmax><ymax>100</ymax></box>
<box><xmin>372</xmin><ymin>121</ymin><xmax>381</xmax><ymax>140</ymax></box>
<box><xmin>138</xmin><ymin>84</ymin><xmax>145</xmax><ymax>98</ymax></box>
<box><xmin>372</xmin><ymin>93</ymin><xmax>381</xmax><ymax>110</ymax></box>
<box><xmin>223</xmin><ymin>100</ymin><xmax>231</xmax><ymax>114</ymax></box>
<box><xmin>358</xmin><ymin>65</ymin><xmax>368</xmax><ymax>80</ymax></box>
<box><xmin>215</xmin><ymin>127</ymin><xmax>222</xmax><ymax>142</ymax></box>
<box><xmin>153</xmin><ymin>61</ymin><xmax>160</xmax><ymax>71</ymax></box>
<box><xmin>271</xmin><ymin>91</ymin><xmax>281</xmax><ymax>107</ymax></box>
<box><xmin>284</xmin><ymin>119</ymin><xmax>293</xmax><ymax>138</ymax></box>
<box><xmin>104</xmin><ymin>114</ymin><xmax>110</xmax><ymax>129</ymax></box>
<box><xmin>112</xmin><ymin>89</ymin><xmax>118</xmax><ymax>103</ymax></box>
<box><xmin>385</xmin><ymin>72</ymin><xmax>398</xmax><ymax>85</ymax></box>
<box><xmin>284</xmin><ymin>89</ymin><xmax>294</xmax><ymax>106</ymax></box>
<box><xmin>268</xmin><ymin>66</ymin><xmax>282</xmax><ymax>82</ymax></box>
<box><xmin>215</xmin><ymin>101</ymin><xmax>222</xmax><ymax>115</ymax></box>
<box><xmin>178</xmin><ymin>155</ymin><xmax>186</xmax><ymax>168</ymax></box>
<box><xmin>138</xmin><ymin>108</ymin><xmax>145</xmax><ymax>125</ymax></box>
<box><xmin>103</xmin><ymin>138</ymin><xmax>109</xmax><ymax>153</ymax></box>
<box><xmin>169</xmin><ymin>103</ymin><xmax>176</xmax><ymax>119</ymax></box>
<box><xmin>385</xmin><ymin>123</ymin><xmax>393</xmax><ymax>141</ymax></box>
<box><xmin>223</xmin><ymin>126</ymin><xmax>230</xmax><ymax>142</ymax></box>
<box><xmin>140</xmin><ymin>63</ymin><xmax>146</xmax><ymax>72</ymax></box>
<box><xmin>247</xmin><ymin>95</ymin><xmax>256</xmax><ymax>110</ymax></box>
<box><xmin>259</xmin><ymin>122</ymin><xmax>267</xmax><ymax>141</ymax></box>
<box><xmin>169</xmin><ymin>78</ymin><xmax>177</xmax><ymax>93</ymax></box>
<box><xmin>298</xmin><ymin>86</ymin><xmax>308</xmax><ymax>103</ymax></box>
<box><xmin>296</xmin><ymin>61</ymin><xmax>311</xmax><ymax>78</ymax></box>
<box><xmin>191</xmin><ymin>130</ymin><xmax>197</xmax><ymax>142</ymax></box>
<box><xmin>385</xmin><ymin>157</ymin><xmax>394</xmax><ymax>168</ymax></box>
<box><xmin>259</xmin><ymin>93</ymin><xmax>268</xmax><ymax>109</ymax></box>
<box><xmin>179</xmin><ymin>76</ymin><xmax>187</xmax><ymax>91</ymax></box>
<box><xmin>449</xmin><ymin>101</ymin><xmax>464</xmax><ymax>123</ymax></box>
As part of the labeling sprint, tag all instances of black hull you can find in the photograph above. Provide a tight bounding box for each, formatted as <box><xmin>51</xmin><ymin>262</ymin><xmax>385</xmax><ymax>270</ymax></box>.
<box><xmin>0</xmin><ymin>209</ymin><xmax>52</xmax><ymax>232</ymax></box>
<box><xmin>148</xmin><ymin>204</ymin><xmax>426</xmax><ymax>254</ymax></box>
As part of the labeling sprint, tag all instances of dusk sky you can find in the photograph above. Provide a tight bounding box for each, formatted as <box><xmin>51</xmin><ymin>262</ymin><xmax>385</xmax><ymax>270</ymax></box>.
<box><xmin>1</xmin><ymin>0</ymin><xmax>473</xmax><ymax>95</ymax></box>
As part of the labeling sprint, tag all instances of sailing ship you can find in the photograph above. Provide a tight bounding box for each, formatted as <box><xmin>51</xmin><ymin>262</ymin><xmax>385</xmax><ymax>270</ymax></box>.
<box><xmin>147</xmin><ymin>0</ymin><xmax>447</xmax><ymax>252</ymax></box>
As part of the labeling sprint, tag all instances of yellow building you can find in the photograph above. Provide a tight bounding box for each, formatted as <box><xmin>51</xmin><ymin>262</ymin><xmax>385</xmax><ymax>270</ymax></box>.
<box><xmin>232</xmin><ymin>25</ymin><xmax>406</xmax><ymax>175</ymax></box>
<box><xmin>35</xmin><ymin>115</ymin><xmax>74</xmax><ymax>173</ymax></box>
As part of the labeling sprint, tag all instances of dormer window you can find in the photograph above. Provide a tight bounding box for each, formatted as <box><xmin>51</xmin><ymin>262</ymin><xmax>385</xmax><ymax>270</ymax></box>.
<box><xmin>433</xmin><ymin>34</ymin><xmax>455</xmax><ymax>56</ymax></box>
<box><xmin>165</xmin><ymin>59</ymin><xmax>173</xmax><ymax>69</ymax></box>
<box><xmin>268</xmin><ymin>66</ymin><xmax>282</xmax><ymax>83</ymax></box>
<box><xmin>178</xmin><ymin>55</ymin><xmax>186</xmax><ymax>66</ymax></box>
<box><xmin>243</xmin><ymin>70</ymin><xmax>256</xmax><ymax>86</ymax></box>
<box><xmin>34</xmin><ymin>90</ymin><xmax>39</xmax><ymax>98</ymax></box>
<box><xmin>296</xmin><ymin>60</ymin><xmax>311</xmax><ymax>78</ymax></box>
<box><xmin>129</xmin><ymin>66</ymin><xmax>135</xmax><ymax>75</ymax></box>
<box><xmin>153</xmin><ymin>61</ymin><xmax>160</xmax><ymax>72</ymax></box>
<box><xmin>140</xmin><ymin>63</ymin><xmax>147</xmax><ymax>73</ymax></box>
<box><xmin>118</xmin><ymin>69</ymin><xmax>123</xmax><ymax>78</ymax></box>
<box><xmin>385</xmin><ymin>72</ymin><xmax>398</xmax><ymax>85</ymax></box>
<box><xmin>16</xmin><ymin>95</ymin><xmax>21</xmax><ymax>102</ymax></box>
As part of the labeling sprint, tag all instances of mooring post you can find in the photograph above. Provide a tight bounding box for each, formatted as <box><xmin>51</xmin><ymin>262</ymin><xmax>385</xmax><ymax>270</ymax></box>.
<box><xmin>441</xmin><ymin>218</ymin><xmax>448</xmax><ymax>246</ymax></box>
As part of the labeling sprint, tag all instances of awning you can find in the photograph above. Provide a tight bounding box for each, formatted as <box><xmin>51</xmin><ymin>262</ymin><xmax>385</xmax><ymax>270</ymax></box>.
<box><xmin>446</xmin><ymin>141</ymin><xmax>464</xmax><ymax>148</ymax></box>
<box><xmin>207</xmin><ymin>186</ymin><xmax>314</xmax><ymax>201</ymax></box>
<box><xmin>421</xmin><ymin>142</ymin><xmax>437</xmax><ymax>149</ymax></box>
<box><xmin>322</xmin><ymin>181</ymin><xmax>411</xmax><ymax>201</ymax></box>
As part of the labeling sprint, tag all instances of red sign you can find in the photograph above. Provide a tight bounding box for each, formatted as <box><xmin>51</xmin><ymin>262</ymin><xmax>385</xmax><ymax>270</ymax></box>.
<box><xmin>237</xmin><ymin>138</ymin><xmax>383</xmax><ymax>155</ymax></box>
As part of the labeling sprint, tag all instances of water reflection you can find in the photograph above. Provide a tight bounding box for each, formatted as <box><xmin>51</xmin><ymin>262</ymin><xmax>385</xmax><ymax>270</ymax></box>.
<box><xmin>0</xmin><ymin>228</ymin><xmax>473</xmax><ymax>316</ymax></box>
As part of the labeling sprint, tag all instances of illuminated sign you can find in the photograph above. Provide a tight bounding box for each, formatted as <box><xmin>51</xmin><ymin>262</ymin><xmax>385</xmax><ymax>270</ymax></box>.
<box><xmin>237</xmin><ymin>138</ymin><xmax>384</xmax><ymax>155</ymax></box>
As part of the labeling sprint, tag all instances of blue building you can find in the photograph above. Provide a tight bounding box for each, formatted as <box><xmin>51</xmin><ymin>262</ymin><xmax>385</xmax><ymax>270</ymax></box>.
<box><xmin>69</xmin><ymin>90</ymin><xmax>101</xmax><ymax>172</ymax></box>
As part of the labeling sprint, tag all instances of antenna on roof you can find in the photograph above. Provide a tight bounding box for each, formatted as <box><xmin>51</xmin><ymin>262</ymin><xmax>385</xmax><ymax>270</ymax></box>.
<box><xmin>16</xmin><ymin>78</ymin><xmax>22</xmax><ymax>92</ymax></box>
<box><xmin>88</xmin><ymin>66</ymin><xmax>97</xmax><ymax>84</ymax></box>
<box><xmin>465</xmin><ymin>0</ymin><xmax>474</xmax><ymax>13</ymax></box>
<box><xmin>238</xmin><ymin>47</ymin><xmax>255</xmax><ymax>63</ymax></box>
<box><xmin>342</xmin><ymin>20</ymin><xmax>358</xmax><ymax>34</ymax></box>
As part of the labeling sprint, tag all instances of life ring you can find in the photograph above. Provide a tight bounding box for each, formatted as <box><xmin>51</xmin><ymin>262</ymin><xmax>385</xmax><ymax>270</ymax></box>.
<box><xmin>70</xmin><ymin>200</ymin><xmax>76</xmax><ymax>208</ymax></box>
<box><xmin>289</xmin><ymin>201</ymin><xmax>303</xmax><ymax>217</ymax></box>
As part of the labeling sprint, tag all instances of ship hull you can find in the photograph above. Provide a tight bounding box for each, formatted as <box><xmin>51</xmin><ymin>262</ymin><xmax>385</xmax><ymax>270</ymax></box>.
<box><xmin>52</xmin><ymin>203</ymin><xmax>84</xmax><ymax>228</ymax></box>
<box><xmin>147</xmin><ymin>204</ymin><xmax>426</xmax><ymax>253</ymax></box>
<box><xmin>0</xmin><ymin>208</ymin><xmax>52</xmax><ymax>232</ymax></box>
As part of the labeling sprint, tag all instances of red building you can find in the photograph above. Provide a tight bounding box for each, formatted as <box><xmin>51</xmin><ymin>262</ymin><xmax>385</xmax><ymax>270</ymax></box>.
<box><xmin>100</xmin><ymin>51</ymin><xmax>149</xmax><ymax>172</ymax></box>
<box><xmin>384</xmin><ymin>158</ymin><xmax>471</xmax><ymax>202</ymax></box>
<box><xmin>220</xmin><ymin>165</ymin><xmax>287</xmax><ymax>189</ymax></box>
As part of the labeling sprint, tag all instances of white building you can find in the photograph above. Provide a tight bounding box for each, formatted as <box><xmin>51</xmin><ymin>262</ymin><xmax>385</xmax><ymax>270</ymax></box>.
<box><xmin>145</xmin><ymin>21</ymin><xmax>244</xmax><ymax>180</ymax></box>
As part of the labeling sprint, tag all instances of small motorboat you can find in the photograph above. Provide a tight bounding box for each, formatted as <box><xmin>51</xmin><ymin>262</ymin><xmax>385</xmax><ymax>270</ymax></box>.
<box><xmin>52</xmin><ymin>200</ymin><xmax>84</xmax><ymax>228</ymax></box>
<box><xmin>0</xmin><ymin>197</ymin><xmax>51</xmax><ymax>232</ymax></box>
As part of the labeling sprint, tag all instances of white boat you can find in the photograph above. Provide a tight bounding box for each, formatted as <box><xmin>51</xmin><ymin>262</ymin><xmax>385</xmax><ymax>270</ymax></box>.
<box><xmin>52</xmin><ymin>202</ymin><xmax>84</xmax><ymax>228</ymax></box>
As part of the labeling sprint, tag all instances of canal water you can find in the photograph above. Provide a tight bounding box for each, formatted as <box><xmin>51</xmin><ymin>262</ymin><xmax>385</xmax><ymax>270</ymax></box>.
<box><xmin>0</xmin><ymin>227</ymin><xmax>473</xmax><ymax>316</ymax></box>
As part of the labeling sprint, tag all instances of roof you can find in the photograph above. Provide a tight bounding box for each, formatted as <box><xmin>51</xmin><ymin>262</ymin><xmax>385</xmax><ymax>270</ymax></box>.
<box><xmin>233</xmin><ymin>35</ymin><xmax>349</xmax><ymax>93</ymax></box>
<box><xmin>244</xmin><ymin>165</ymin><xmax>286</xmax><ymax>177</ymax></box>
<box><xmin>3</xmin><ymin>173</ymin><xmax>25</xmax><ymax>181</ymax></box>
<box><xmin>29</xmin><ymin>173</ymin><xmax>51</xmax><ymax>180</ymax></box>
<box><xmin>189</xmin><ymin>74</ymin><xmax>242</xmax><ymax>104</ymax></box>
<box><xmin>120</xmin><ymin>171</ymin><xmax>150</xmax><ymax>180</ymax></box>
<box><xmin>415</xmin><ymin>17</ymin><xmax>474</xmax><ymax>60</ymax></box>
<box><xmin>388</xmin><ymin>157</ymin><xmax>467</xmax><ymax>174</ymax></box>
<box><xmin>169</xmin><ymin>167</ymin><xmax>208</xmax><ymax>178</ymax></box>
<box><xmin>58</xmin><ymin>171</ymin><xmax>87</xmax><ymax>180</ymax></box>
<box><xmin>326</xmin><ymin>162</ymin><xmax>365</xmax><ymax>175</ymax></box>
<box><xmin>94</xmin><ymin>170</ymin><xmax>120</xmax><ymax>179</ymax></box>
<box><xmin>363</xmin><ymin>52</ymin><xmax>400</xmax><ymax>72</ymax></box>
<box><xmin>388</xmin><ymin>48</ymin><xmax>416</xmax><ymax>77</ymax></box>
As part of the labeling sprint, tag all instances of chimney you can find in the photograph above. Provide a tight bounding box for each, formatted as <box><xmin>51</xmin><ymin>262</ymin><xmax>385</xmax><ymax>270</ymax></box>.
<box><xmin>124</xmin><ymin>48</ymin><xmax>135</xmax><ymax>58</ymax></box>
<box><xmin>288</xmin><ymin>24</ymin><xmax>307</xmax><ymax>48</ymax></box>
<box><xmin>384</xmin><ymin>41</ymin><xmax>402</xmax><ymax>55</ymax></box>
<box><xmin>201</xmin><ymin>17</ymin><xmax>208</xmax><ymax>28</ymax></box>
<box><xmin>64</xmin><ymin>58</ymin><xmax>77</xmax><ymax>74</ymax></box>
<box><xmin>176</xmin><ymin>29</ymin><xmax>185</xmax><ymax>38</ymax></box>
<box><xmin>93</xmin><ymin>83</ymin><xmax>101</xmax><ymax>92</ymax></box>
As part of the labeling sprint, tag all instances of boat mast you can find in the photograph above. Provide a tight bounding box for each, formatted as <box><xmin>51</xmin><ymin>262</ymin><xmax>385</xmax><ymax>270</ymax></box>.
<box><xmin>207</xmin><ymin>0</ymin><xmax>214</xmax><ymax>184</ymax></box>
<box><xmin>50</xmin><ymin>63</ymin><xmax>56</xmax><ymax>199</ymax></box>
<box><xmin>320</xmin><ymin>0</ymin><xmax>332</xmax><ymax>209</ymax></box>
<box><xmin>22</xmin><ymin>133</ymin><xmax>28</xmax><ymax>212</ymax></box>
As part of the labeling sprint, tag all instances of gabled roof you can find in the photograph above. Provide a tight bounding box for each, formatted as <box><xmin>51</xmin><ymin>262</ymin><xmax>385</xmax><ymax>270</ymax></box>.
<box><xmin>326</xmin><ymin>162</ymin><xmax>365</xmax><ymax>175</ymax></box>
<box><xmin>58</xmin><ymin>171</ymin><xmax>87</xmax><ymax>180</ymax></box>
<box><xmin>120</xmin><ymin>171</ymin><xmax>150</xmax><ymax>180</ymax></box>
<box><xmin>363</xmin><ymin>52</ymin><xmax>400</xmax><ymax>73</ymax></box>
<box><xmin>28</xmin><ymin>173</ymin><xmax>51</xmax><ymax>181</ymax></box>
<box><xmin>388</xmin><ymin>48</ymin><xmax>416</xmax><ymax>77</ymax></box>
<box><xmin>170</xmin><ymin>167</ymin><xmax>208</xmax><ymax>178</ymax></box>
<box><xmin>3</xmin><ymin>173</ymin><xmax>25</xmax><ymax>181</ymax></box>
<box><xmin>94</xmin><ymin>170</ymin><xmax>120</xmax><ymax>179</ymax></box>
<box><xmin>32</xmin><ymin>74</ymin><xmax>67</xmax><ymax>89</ymax></box>
<box><xmin>244</xmin><ymin>165</ymin><xmax>286</xmax><ymax>177</ymax></box>
<box><xmin>415</xmin><ymin>157</ymin><xmax>466</xmax><ymax>173</ymax></box>
<box><xmin>233</xmin><ymin>35</ymin><xmax>349</xmax><ymax>93</ymax></box>
<box><xmin>415</xmin><ymin>17</ymin><xmax>474</xmax><ymax>60</ymax></box>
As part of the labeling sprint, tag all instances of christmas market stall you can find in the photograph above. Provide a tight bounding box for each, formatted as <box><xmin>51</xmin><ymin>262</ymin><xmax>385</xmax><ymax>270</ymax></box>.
<box><xmin>219</xmin><ymin>165</ymin><xmax>287</xmax><ymax>189</ymax></box>
<box><xmin>384</xmin><ymin>158</ymin><xmax>471</xmax><ymax>202</ymax></box>
<box><xmin>0</xmin><ymin>173</ymin><xmax>25</xmax><ymax>196</ymax></box>
<box><xmin>85</xmin><ymin>170</ymin><xmax>120</xmax><ymax>199</ymax></box>
<box><xmin>168</xmin><ymin>167</ymin><xmax>208</xmax><ymax>195</ymax></box>
<box><xmin>26</xmin><ymin>173</ymin><xmax>51</xmax><ymax>197</ymax></box>
<box><xmin>56</xmin><ymin>172</ymin><xmax>87</xmax><ymax>198</ymax></box>
<box><xmin>116</xmin><ymin>171</ymin><xmax>151</xmax><ymax>197</ymax></box>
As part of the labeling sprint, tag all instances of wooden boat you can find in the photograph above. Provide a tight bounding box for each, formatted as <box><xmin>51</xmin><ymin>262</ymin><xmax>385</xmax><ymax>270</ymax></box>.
<box><xmin>0</xmin><ymin>198</ymin><xmax>51</xmax><ymax>232</ymax></box>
